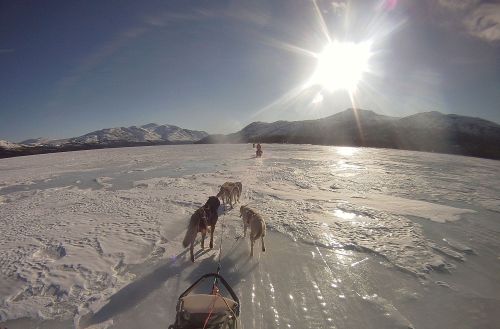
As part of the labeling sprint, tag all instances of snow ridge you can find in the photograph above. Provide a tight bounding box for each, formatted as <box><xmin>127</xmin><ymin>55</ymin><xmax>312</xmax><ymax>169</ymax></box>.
<box><xmin>71</xmin><ymin>123</ymin><xmax>208</xmax><ymax>144</ymax></box>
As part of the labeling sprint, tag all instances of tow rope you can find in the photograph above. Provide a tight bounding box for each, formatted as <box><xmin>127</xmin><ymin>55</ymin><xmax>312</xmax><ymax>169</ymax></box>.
<box><xmin>203</xmin><ymin>205</ymin><xmax>229</xmax><ymax>329</ymax></box>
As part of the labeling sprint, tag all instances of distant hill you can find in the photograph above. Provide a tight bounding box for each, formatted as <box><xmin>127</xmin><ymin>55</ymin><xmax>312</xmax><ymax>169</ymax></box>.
<box><xmin>0</xmin><ymin>124</ymin><xmax>208</xmax><ymax>158</ymax></box>
<box><xmin>197</xmin><ymin>109</ymin><xmax>500</xmax><ymax>160</ymax></box>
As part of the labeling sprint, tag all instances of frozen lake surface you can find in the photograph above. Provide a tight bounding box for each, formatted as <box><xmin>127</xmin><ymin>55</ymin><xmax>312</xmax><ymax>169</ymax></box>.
<box><xmin>0</xmin><ymin>144</ymin><xmax>499</xmax><ymax>328</ymax></box>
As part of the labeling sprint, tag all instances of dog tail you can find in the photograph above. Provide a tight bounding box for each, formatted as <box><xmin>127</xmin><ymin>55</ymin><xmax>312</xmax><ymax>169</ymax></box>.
<box><xmin>182</xmin><ymin>217</ymin><xmax>198</xmax><ymax>248</ymax></box>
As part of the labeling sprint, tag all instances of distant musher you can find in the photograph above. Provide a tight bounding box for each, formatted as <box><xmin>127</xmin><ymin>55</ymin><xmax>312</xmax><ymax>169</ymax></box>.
<box><xmin>256</xmin><ymin>143</ymin><xmax>262</xmax><ymax>157</ymax></box>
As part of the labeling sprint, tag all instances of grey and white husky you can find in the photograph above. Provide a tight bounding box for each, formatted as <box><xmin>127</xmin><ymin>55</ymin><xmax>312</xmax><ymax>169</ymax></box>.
<box><xmin>239</xmin><ymin>205</ymin><xmax>266</xmax><ymax>257</ymax></box>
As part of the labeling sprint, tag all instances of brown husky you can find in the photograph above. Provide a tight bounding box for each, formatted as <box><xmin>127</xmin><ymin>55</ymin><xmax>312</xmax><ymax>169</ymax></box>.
<box><xmin>239</xmin><ymin>205</ymin><xmax>266</xmax><ymax>257</ymax></box>
<box><xmin>216</xmin><ymin>182</ymin><xmax>242</xmax><ymax>207</ymax></box>
<box><xmin>182</xmin><ymin>196</ymin><xmax>221</xmax><ymax>262</ymax></box>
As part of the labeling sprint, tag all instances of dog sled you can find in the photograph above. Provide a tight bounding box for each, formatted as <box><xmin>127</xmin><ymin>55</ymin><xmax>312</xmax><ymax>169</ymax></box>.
<box><xmin>256</xmin><ymin>143</ymin><xmax>263</xmax><ymax>157</ymax></box>
<box><xmin>168</xmin><ymin>273</ymin><xmax>241</xmax><ymax>329</ymax></box>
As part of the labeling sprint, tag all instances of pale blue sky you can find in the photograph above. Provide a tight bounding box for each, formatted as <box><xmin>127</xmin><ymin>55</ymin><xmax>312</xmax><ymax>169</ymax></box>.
<box><xmin>1</xmin><ymin>0</ymin><xmax>499</xmax><ymax>141</ymax></box>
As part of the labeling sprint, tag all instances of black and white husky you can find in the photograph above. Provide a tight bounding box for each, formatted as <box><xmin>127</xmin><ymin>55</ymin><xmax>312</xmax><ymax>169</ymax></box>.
<box><xmin>182</xmin><ymin>196</ymin><xmax>221</xmax><ymax>262</ymax></box>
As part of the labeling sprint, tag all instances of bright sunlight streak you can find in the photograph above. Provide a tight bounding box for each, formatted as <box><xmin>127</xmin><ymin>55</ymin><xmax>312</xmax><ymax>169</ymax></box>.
<box><xmin>336</xmin><ymin>146</ymin><xmax>359</xmax><ymax>156</ymax></box>
<box><xmin>308</xmin><ymin>41</ymin><xmax>373</xmax><ymax>93</ymax></box>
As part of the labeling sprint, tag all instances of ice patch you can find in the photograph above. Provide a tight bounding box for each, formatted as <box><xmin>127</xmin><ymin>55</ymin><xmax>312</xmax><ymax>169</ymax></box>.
<box><xmin>94</xmin><ymin>177</ymin><xmax>112</xmax><ymax>188</ymax></box>
<box><xmin>256</xmin><ymin>198</ymin><xmax>460</xmax><ymax>277</ymax></box>
<box><xmin>478</xmin><ymin>199</ymin><xmax>500</xmax><ymax>213</ymax></box>
<box><xmin>346</xmin><ymin>194</ymin><xmax>476</xmax><ymax>223</ymax></box>
<box><xmin>361</xmin><ymin>294</ymin><xmax>415</xmax><ymax>328</ymax></box>
<box><xmin>331</xmin><ymin>208</ymin><xmax>372</xmax><ymax>223</ymax></box>
<box><xmin>442</xmin><ymin>238</ymin><xmax>474</xmax><ymax>254</ymax></box>
<box><xmin>79</xmin><ymin>317</ymin><xmax>114</xmax><ymax>329</ymax></box>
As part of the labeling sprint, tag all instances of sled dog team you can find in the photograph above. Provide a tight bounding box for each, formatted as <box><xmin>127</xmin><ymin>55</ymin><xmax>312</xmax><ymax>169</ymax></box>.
<box><xmin>216</xmin><ymin>181</ymin><xmax>242</xmax><ymax>207</ymax></box>
<box><xmin>182</xmin><ymin>181</ymin><xmax>266</xmax><ymax>262</ymax></box>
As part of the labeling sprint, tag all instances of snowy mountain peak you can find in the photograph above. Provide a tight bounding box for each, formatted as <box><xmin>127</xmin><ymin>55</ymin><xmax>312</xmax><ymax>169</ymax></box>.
<box><xmin>337</xmin><ymin>108</ymin><xmax>375</xmax><ymax>116</ymax></box>
<box><xmin>324</xmin><ymin>108</ymin><xmax>388</xmax><ymax>121</ymax></box>
<box><xmin>20</xmin><ymin>137</ymin><xmax>52</xmax><ymax>146</ymax></box>
<box><xmin>0</xmin><ymin>139</ymin><xmax>21</xmax><ymax>149</ymax></box>
<box><xmin>140</xmin><ymin>123</ymin><xmax>160</xmax><ymax>130</ymax></box>
<box><xmin>69</xmin><ymin>124</ymin><xmax>208</xmax><ymax>144</ymax></box>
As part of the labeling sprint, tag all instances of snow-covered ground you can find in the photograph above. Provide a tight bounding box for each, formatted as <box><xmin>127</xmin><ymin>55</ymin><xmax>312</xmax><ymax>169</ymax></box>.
<box><xmin>0</xmin><ymin>144</ymin><xmax>499</xmax><ymax>329</ymax></box>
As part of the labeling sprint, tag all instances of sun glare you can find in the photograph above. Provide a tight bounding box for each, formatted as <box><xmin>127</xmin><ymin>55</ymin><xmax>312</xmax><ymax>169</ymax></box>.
<box><xmin>336</xmin><ymin>146</ymin><xmax>359</xmax><ymax>156</ymax></box>
<box><xmin>312</xmin><ymin>92</ymin><xmax>324</xmax><ymax>104</ymax></box>
<box><xmin>309</xmin><ymin>41</ymin><xmax>372</xmax><ymax>93</ymax></box>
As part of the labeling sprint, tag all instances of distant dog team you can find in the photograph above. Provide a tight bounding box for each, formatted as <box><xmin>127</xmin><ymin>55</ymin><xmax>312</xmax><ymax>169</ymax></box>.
<box><xmin>183</xmin><ymin>181</ymin><xmax>267</xmax><ymax>261</ymax></box>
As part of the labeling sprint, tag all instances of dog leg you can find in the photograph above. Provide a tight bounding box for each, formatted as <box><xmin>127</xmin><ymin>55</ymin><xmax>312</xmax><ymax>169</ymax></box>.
<box><xmin>209</xmin><ymin>225</ymin><xmax>214</xmax><ymax>249</ymax></box>
<box><xmin>243</xmin><ymin>222</ymin><xmax>247</xmax><ymax>238</ymax></box>
<box><xmin>250</xmin><ymin>238</ymin><xmax>254</xmax><ymax>257</ymax></box>
<box><xmin>190</xmin><ymin>241</ymin><xmax>195</xmax><ymax>262</ymax></box>
<box><xmin>201</xmin><ymin>231</ymin><xmax>206</xmax><ymax>249</ymax></box>
<box><xmin>261</xmin><ymin>236</ymin><xmax>266</xmax><ymax>252</ymax></box>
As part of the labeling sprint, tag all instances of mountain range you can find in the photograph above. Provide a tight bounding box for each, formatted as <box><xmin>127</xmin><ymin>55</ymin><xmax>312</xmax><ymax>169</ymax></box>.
<box><xmin>0</xmin><ymin>124</ymin><xmax>208</xmax><ymax>158</ymax></box>
<box><xmin>197</xmin><ymin>109</ymin><xmax>500</xmax><ymax>159</ymax></box>
<box><xmin>1</xmin><ymin>109</ymin><xmax>499</xmax><ymax>159</ymax></box>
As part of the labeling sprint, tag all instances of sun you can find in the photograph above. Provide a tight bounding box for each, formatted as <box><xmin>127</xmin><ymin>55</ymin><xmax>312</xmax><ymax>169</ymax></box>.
<box><xmin>308</xmin><ymin>40</ymin><xmax>372</xmax><ymax>93</ymax></box>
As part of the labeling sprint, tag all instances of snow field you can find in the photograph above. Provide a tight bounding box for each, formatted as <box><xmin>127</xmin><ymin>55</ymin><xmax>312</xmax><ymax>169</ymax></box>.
<box><xmin>1</xmin><ymin>144</ymin><xmax>499</xmax><ymax>328</ymax></box>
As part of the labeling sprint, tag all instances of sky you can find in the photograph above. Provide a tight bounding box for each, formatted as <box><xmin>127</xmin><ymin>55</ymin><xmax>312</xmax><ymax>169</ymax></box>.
<box><xmin>1</xmin><ymin>0</ymin><xmax>499</xmax><ymax>142</ymax></box>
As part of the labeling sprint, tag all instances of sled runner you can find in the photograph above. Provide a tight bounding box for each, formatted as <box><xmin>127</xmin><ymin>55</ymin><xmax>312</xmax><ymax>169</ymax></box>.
<box><xmin>169</xmin><ymin>273</ymin><xmax>240</xmax><ymax>329</ymax></box>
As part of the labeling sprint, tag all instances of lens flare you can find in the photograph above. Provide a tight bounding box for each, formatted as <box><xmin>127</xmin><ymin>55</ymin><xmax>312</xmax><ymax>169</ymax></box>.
<box><xmin>308</xmin><ymin>40</ymin><xmax>373</xmax><ymax>93</ymax></box>
<box><xmin>312</xmin><ymin>92</ymin><xmax>324</xmax><ymax>104</ymax></box>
